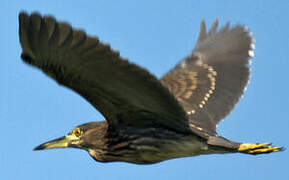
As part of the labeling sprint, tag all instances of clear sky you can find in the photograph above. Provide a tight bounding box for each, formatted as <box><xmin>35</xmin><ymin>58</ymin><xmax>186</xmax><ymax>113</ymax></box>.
<box><xmin>1</xmin><ymin>0</ymin><xmax>288</xmax><ymax>179</ymax></box>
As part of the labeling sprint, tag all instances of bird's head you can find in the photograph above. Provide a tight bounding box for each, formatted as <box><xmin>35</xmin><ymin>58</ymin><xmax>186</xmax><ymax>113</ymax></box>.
<box><xmin>34</xmin><ymin>122</ymin><xmax>108</xmax><ymax>151</ymax></box>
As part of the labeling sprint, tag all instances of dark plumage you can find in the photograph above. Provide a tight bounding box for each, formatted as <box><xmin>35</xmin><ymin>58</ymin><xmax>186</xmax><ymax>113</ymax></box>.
<box><xmin>19</xmin><ymin>12</ymin><xmax>282</xmax><ymax>164</ymax></box>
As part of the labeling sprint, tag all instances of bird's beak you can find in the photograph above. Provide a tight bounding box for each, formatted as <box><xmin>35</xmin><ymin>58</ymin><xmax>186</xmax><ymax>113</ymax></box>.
<box><xmin>34</xmin><ymin>134</ymin><xmax>79</xmax><ymax>150</ymax></box>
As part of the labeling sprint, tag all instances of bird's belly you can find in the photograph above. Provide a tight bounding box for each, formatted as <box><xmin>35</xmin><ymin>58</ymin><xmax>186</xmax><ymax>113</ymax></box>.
<box><xmin>126</xmin><ymin>136</ymin><xmax>209</xmax><ymax>164</ymax></box>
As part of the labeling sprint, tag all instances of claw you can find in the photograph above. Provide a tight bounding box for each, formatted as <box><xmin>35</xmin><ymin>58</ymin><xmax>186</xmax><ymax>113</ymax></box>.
<box><xmin>238</xmin><ymin>142</ymin><xmax>283</xmax><ymax>154</ymax></box>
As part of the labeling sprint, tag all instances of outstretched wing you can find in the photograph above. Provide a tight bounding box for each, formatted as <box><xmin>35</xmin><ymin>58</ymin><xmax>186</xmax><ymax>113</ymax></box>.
<box><xmin>161</xmin><ymin>20</ymin><xmax>254</xmax><ymax>136</ymax></box>
<box><xmin>19</xmin><ymin>12</ymin><xmax>191</xmax><ymax>133</ymax></box>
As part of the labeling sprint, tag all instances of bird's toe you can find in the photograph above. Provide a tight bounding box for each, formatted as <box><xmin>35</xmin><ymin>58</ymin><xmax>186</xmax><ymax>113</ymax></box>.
<box><xmin>238</xmin><ymin>142</ymin><xmax>283</xmax><ymax>154</ymax></box>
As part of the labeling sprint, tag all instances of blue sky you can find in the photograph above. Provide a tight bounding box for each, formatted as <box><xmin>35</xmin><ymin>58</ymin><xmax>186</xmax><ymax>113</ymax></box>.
<box><xmin>1</xmin><ymin>0</ymin><xmax>289</xmax><ymax>179</ymax></box>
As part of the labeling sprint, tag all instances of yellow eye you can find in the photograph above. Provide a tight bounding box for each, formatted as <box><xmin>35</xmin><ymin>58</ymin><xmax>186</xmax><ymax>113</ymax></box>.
<box><xmin>72</xmin><ymin>128</ymin><xmax>82</xmax><ymax>137</ymax></box>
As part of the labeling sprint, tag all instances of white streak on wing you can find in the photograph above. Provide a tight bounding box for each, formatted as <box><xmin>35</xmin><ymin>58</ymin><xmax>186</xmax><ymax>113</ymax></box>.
<box><xmin>180</xmin><ymin>61</ymin><xmax>186</xmax><ymax>68</ymax></box>
<box><xmin>249</xmin><ymin>50</ymin><xmax>254</xmax><ymax>57</ymax></box>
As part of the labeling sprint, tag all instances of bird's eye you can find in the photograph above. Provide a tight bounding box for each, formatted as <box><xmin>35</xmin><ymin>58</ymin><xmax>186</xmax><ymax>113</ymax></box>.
<box><xmin>72</xmin><ymin>128</ymin><xmax>83</xmax><ymax>137</ymax></box>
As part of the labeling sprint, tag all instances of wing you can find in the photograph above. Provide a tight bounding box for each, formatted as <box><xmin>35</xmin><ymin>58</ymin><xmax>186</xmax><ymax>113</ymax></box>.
<box><xmin>161</xmin><ymin>20</ymin><xmax>254</xmax><ymax>136</ymax></box>
<box><xmin>19</xmin><ymin>12</ymin><xmax>191</xmax><ymax>133</ymax></box>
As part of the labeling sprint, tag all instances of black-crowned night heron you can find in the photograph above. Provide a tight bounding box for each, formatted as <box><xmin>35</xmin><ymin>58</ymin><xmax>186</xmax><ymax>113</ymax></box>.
<box><xmin>19</xmin><ymin>12</ymin><xmax>282</xmax><ymax>164</ymax></box>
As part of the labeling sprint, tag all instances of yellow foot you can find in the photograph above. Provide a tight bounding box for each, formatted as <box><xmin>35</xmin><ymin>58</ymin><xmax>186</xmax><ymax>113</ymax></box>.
<box><xmin>238</xmin><ymin>143</ymin><xmax>284</xmax><ymax>154</ymax></box>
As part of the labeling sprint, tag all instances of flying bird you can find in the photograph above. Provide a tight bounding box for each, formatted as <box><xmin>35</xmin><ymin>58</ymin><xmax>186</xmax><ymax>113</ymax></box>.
<box><xmin>19</xmin><ymin>12</ymin><xmax>282</xmax><ymax>164</ymax></box>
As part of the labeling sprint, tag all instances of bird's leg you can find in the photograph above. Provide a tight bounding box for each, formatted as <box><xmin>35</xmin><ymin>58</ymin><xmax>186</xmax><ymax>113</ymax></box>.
<box><xmin>238</xmin><ymin>142</ymin><xmax>284</xmax><ymax>154</ymax></box>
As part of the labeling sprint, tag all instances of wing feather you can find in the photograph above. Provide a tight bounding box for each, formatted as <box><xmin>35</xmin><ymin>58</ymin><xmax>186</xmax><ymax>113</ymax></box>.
<box><xmin>19</xmin><ymin>12</ymin><xmax>190</xmax><ymax>133</ymax></box>
<box><xmin>161</xmin><ymin>20</ymin><xmax>254</xmax><ymax>136</ymax></box>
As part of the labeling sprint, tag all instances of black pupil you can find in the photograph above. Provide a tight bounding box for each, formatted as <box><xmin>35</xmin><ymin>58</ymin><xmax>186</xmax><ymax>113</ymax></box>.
<box><xmin>75</xmin><ymin>129</ymin><xmax>80</xmax><ymax>136</ymax></box>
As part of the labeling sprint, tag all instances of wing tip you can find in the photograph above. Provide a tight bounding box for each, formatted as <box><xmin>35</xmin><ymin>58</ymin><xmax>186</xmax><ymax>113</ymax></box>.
<box><xmin>19</xmin><ymin>11</ymin><xmax>28</xmax><ymax>20</ymax></box>
<box><xmin>19</xmin><ymin>11</ymin><xmax>29</xmax><ymax>28</ymax></box>
<box><xmin>197</xmin><ymin>20</ymin><xmax>207</xmax><ymax>43</ymax></box>
<box><xmin>19</xmin><ymin>11</ymin><xmax>42</xmax><ymax>61</ymax></box>
<box><xmin>19</xmin><ymin>11</ymin><xmax>43</xmax><ymax>21</ymax></box>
